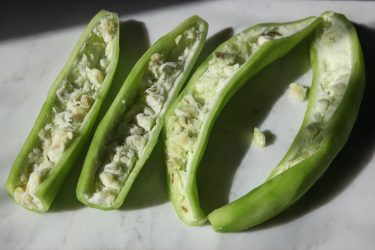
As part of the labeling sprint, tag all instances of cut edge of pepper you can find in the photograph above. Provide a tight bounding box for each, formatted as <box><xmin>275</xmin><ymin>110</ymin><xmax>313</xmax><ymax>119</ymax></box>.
<box><xmin>5</xmin><ymin>9</ymin><xmax>120</xmax><ymax>212</ymax></box>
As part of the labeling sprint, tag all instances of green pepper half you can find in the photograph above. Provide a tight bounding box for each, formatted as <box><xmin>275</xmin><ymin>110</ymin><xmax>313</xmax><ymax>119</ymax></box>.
<box><xmin>208</xmin><ymin>12</ymin><xmax>365</xmax><ymax>232</ymax></box>
<box><xmin>163</xmin><ymin>16</ymin><xmax>322</xmax><ymax>226</ymax></box>
<box><xmin>6</xmin><ymin>10</ymin><xmax>120</xmax><ymax>212</ymax></box>
<box><xmin>76</xmin><ymin>15</ymin><xmax>208</xmax><ymax>210</ymax></box>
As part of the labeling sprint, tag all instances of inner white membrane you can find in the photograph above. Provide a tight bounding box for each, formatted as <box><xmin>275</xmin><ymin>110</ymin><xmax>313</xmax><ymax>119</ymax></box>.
<box><xmin>269</xmin><ymin>13</ymin><xmax>352</xmax><ymax>178</ymax></box>
<box><xmin>87</xmin><ymin>24</ymin><xmax>205</xmax><ymax>206</ymax></box>
<box><xmin>14</xmin><ymin>14</ymin><xmax>117</xmax><ymax>210</ymax></box>
<box><xmin>164</xmin><ymin>19</ymin><xmax>316</xmax><ymax>215</ymax></box>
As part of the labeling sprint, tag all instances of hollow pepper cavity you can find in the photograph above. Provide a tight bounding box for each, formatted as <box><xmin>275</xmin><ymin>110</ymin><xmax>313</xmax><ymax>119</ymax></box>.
<box><xmin>6</xmin><ymin>10</ymin><xmax>120</xmax><ymax>212</ymax></box>
<box><xmin>76</xmin><ymin>15</ymin><xmax>208</xmax><ymax>210</ymax></box>
<box><xmin>163</xmin><ymin>16</ymin><xmax>322</xmax><ymax>226</ymax></box>
<box><xmin>208</xmin><ymin>12</ymin><xmax>365</xmax><ymax>232</ymax></box>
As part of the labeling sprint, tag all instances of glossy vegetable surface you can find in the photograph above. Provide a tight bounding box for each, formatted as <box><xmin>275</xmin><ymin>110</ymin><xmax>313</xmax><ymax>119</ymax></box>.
<box><xmin>76</xmin><ymin>15</ymin><xmax>208</xmax><ymax>210</ymax></box>
<box><xmin>164</xmin><ymin>16</ymin><xmax>322</xmax><ymax>226</ymax></box>
<box><xmin>6</xmin><ymin>10</ymin><xmax>120</xmax><ymax>212</ymax></box>
<box><xmin>208</xmin><ymin>12</ymin><xmax>365</xmax><ymax>232</ymax></box>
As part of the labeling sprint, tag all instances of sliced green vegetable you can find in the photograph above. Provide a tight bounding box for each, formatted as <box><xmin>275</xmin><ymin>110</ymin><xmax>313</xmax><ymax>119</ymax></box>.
<box><xmin>164</xmin><ymin>16</ymin><xmax>322</xmax><ymax>226</ymax></box>
<box><xmin>6</xmin><ymin>10</ymin><xmax>120</xmax><ymax>212</ymax></box>
<box><xmin>208</xmin><ymin>12</ymin><xmax>365</xmax><ymax>232</ymax></box>
<box><xmin>76</xmin><ymin>16</ymin><xmax>208</xmax><ymax>209</ymax></box>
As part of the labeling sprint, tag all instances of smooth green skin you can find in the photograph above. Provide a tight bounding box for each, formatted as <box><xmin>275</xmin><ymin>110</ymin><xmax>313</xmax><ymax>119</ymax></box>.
<box><xmin>208</xmin><ymin>13</ymin><xmax>365</xmax><ymax>232</ymax></box>
<box><xmin>164</xmin><ymin>17</ymin><xmax>322</xmax><ymax>226</ymax></box>
<box><xmin>76</xmin><ymin>16</ymin><xmax>208</xmax><ymax>210</ymax></box>
<box><xmin>5</xmin><ymin>10</ymin><xmax>120</xmax><ymax>212</ymax></box>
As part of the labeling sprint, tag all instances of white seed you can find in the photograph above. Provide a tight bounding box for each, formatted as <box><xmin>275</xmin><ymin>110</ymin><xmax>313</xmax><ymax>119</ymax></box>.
<box><xmin>289</xmin><ymin>83</ymin><xmax>308</xmax><ymax>101</ymax></box>
<box><xmin>99</xmin><ymin>172</ymin><xmax>122</xmax><ymax>190</ymax></box>
<box><xmin>87</xmin><ymin>68</ymin><xmax>103</xmax><ymax>85</ymax></box>
<box><xmin>253</xmin><ymin>127</ymin><xmax>266</xmax><ymax>147</ymax></box>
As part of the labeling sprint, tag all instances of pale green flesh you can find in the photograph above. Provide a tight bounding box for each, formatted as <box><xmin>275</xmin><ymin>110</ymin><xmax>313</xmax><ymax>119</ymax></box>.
<box><xmin>269</xmin><ymin>13</ymin><xmax>352</xmax><ymax>179</ymax></box>
<box><xmin>13</xmin><ymin>14</ymin><xmax>118</xmax><ymax>211</ymax></box>
<box><xmin>207</xmin><ymin>12</ymin><xmax>358</xmax><ymax>232</ymax></box>
<box><xmin>86</xmin><ymin>25</ymin><xmax>205</xmax><ymax>206</ymax></box>
<box><xmin>165</xmin><ymin>18</ymin><xmax>317</xmax><ymax>224</ymax></box>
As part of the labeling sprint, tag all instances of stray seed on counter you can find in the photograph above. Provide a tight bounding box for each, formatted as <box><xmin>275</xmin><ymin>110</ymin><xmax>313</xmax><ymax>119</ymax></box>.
<box><xmin>288</xmin><ymin>82</ymin><xmax>308</xmax><ymax>101</ymax></box>
<box><xmin>253</xmin><ymin>127</ymin><xmax>267</xmax><ymax>147</ymax></box>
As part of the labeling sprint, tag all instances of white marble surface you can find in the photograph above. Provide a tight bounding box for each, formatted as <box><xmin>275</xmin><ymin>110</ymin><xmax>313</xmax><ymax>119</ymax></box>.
<box><xmin>1</xmin><ymin>1</ymin><xmax>375</xmax><ymax>249</ymax></box>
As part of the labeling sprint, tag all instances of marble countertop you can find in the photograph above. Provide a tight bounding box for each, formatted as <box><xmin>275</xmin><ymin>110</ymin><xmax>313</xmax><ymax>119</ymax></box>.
<box><xmin>1</xmin><ymin>1</ymin><xmax>374</xmax><ymax>249</ymax></box>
